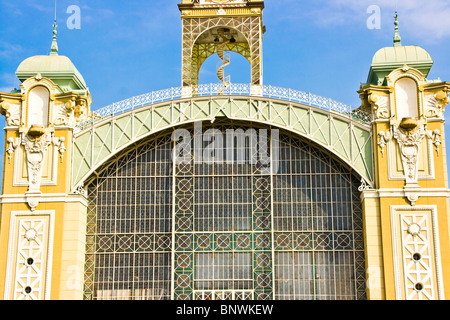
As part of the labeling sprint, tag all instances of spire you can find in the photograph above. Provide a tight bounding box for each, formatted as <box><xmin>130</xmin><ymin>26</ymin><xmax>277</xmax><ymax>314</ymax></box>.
<box><xmin>393</xmin><ymin>11</ymin><xmax>402</xmax><ymax>47</ymax></box>
<box><xmin>50</xmin><ymin>20</ymin><xmax>59</xmax><ymax>55</ymax></box>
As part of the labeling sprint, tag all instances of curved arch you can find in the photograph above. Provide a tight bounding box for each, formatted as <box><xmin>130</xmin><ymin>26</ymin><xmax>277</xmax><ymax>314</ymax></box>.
<box><xmin>27</xmin><ymin>85</ymin><xmax>50</xmax><ymax>128</ymax></box>
<box><xmin>182</xmin><ymin>15</ymin><xmax>263</xmax><ymax>86</ymax></box>
<box><xmin>83</xmin><ymin>123</ymin><xmax>367</xmax><ymax>300</ymax></box>
<box><xmin>192</xmin><ymin>26</ymin><xmax>251</xmax><ymax>86</ymax></box>
<box><xmin>72</xmin><ymin>96</ymin><xmax>374</xmax><ymax>191</ymax></box>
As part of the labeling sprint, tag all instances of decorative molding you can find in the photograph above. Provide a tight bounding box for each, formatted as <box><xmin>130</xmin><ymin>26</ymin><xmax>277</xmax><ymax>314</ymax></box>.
<box><xmin>369</xmin><ymin>94</ymin><xmax>390</xmax><ymax>119</ymax></box>
<box><xmin>358</xmin><ymin>178</ymin><xmax>370</xmax><ymax>192</ymax></box>
<box><xmin>6</xmin><ymin>138</ymin><xmax>19</xmax><ymax>164</ymax></box>
<box><xmin>22</xmin><ymin>132</ymin><xmax>52</xmax><ymax>192</ymax></box>
<box><xmin>0</xmin><ymin>102</ymin><xmax>21</xmax><ymax>126</ymax></box>
<box><xmin>387</xmin><ymin>128</ymin><xmax>435</xmax><ymax>182</ymax></box>
<box><xmin>424</xmin><ymin>91</ymin><xmax>449</xmax><ymax>119</ymax></box>
<box><xmin>4</xmin><ymin>210</ymin><xmax>55</xmax><ymax>300</ymax></box>
<box><xmin>0</xmin><ymin>193</ymin><xmax>88</xmax><ymax>207</ymax></box>
<box><xmin>431</xmin><ymin>129</ymin><xmax>441</xmax><ymax>156</ymax></box>
<box><xmin>21</xmin><ymin>132</ymin><xmax>53</xmax><ymax>211</ymax></box>
<box><xmin>73</xmin><ymin>183</ymin><xmax>87</xmax><ymax>198</ymax></box>
<box><xmin>390</xmin><ymin>205</ymin><xmax>445</xmax><ymax>300</ymax></box>
<box><xmin>378</xmin><ymin>131</ymin><xmax>390</xmax><ymax>157</ymax></box>
<box><xmin>392</xmin><ymin>124</ymin><xmax>427</xmax><ymax>186</ymax></box>
<box><xmin>360</xmin><ymin>188</ymin><xmax>450</xmax><ymax>200</ymax></box>
<box><xmin>53</xmin><ymin>137</ymin><xmax>66</xmax><ymax>163</ymax></box>
<box><xmin>54</xmin><ymin>101</ymin><xmax>74</xmax><ymax>126</ymax></box>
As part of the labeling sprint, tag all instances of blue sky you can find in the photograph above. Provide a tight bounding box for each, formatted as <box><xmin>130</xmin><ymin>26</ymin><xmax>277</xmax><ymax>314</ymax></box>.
<box><xmin>1</xmin><ymin>0</ymin><xmax>450</xmax><ymax>186</ymax></box>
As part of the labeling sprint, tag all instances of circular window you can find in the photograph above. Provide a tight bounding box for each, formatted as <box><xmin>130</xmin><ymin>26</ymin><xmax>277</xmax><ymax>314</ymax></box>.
<box><xmin>316</xmin><ymin>234</ymin><xmax>331</xmax><ymax>248</ymax></box>
<box><xmin>296</xmin><ymin>234</ymin><xmax>310</xmax><ymax>248</ymax></box>
<box><xmin>336</xmin><ymin>234</ymin><xmax>351</xmax><ymax>248</ymax></box>
<box><xmin>98</xmin><ymin>236</ymin><xmax>112</xmax><ymax>251</ymax></box>
<box><xmin>178</xmin><ymin>179</ymin><xmax>192</xmax><ymax>193</ymax></box>
<box><xmin>256</xmin><ymin>254</ymin><xmax>270</xmax><ymax>268</ymax></box>
<box><xmin>415</xmin><ymin>283</ymin><xmax>424</xmax><ymax>292</ymax></box>
<box><xmin>216</xmin><ymin>235</ymin><xmax>230</xmax><ymax>249</ymax></box>
<box><xmin>236</xmin><ymin>235</ymin><xmax>250</xmax><ymax>249</ymax></box>
<box><xmin>178</xmin><ymin>163</ymin><xmax>192</xmax><ymax>174</ymax></box>
<box><xmin>255</xmin><ymin>197</ymin><xmax>270</xmax><ymax>211</ymax></box>
<box><xmin>137</xmin><ymin>235</ymin><xmax>152</xmax><ymax>250</ymax></box>
<box><xmin>413</xmin><ymin>253</ymin><xmax>422</xmax><ymax>261</ymax></box>
<box><xmin>177</xmin><ymin>274</ymin><xmax>191</xmax><ymax>289</ymax></box>
<box><xmin>276</xmin><ymin>234</ymin><xmax>290</xmax><ymax>248</ymax></box>
<box><xmin>26</xmin><ymin>258</ymin><xmax>34</xmax><ymax>266</ymax></box>
<box><xmin>256</xmin><ymin>234</ymin><xmax>270</xmax><ymax>249</ymax></box>
<box><xmin>257</xmin><ymin>274</ymin><xmax>271</xmax><ymax>288</ymax></box>
<box><xmin>178</xmin><ymin>198</ymin><xmax>191</xmax><ymax>211</ymax></box>
<box><xmin>157</xmin><ymin>235</ymin><xmax>171</xmax><ymax>250</ymax></box>
<box><xmin>255</xmin><ymin>216</ymin><xmax>270</xmax><ymax>229</ymax></box>
<box><xmin>177</xmin><ymin>216</ymin><xmax>191</xmax><ymax>231</ymax></box>
<box><xmin>177</xmin><ymin>254</ymin><xmax>191</xmax><ymax>269</ymax></box>
<box><xmin>118</xmin><ymin>236</ymin><xmax>132</xmax><ymax>250</ymax></box>
<box><xmin>255</xmin><ymin>178</ymin><xmax>269</xmax><ymax>191</ymax></box>
<box><xmin>177</xmin><ymin>235</ymin><xmax>191</xmax><ymax>250</ymax></box>
<box><xmin>197</xmin><ymin>235</ymin><xmax>210</xmax><ymax>249</ymax></box>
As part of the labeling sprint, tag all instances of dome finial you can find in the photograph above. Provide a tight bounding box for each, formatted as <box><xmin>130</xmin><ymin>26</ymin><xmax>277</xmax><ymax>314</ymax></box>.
<box><xmin>50</xmin><ymin>0</ymin><xmax>58</xmax><ymax>55</ymax></box>
<box><xmin>50</xmin><ymin>20</ymin><xmax>58</xmax><ymax>55</ymax></box>
<box><xmin>393</xmin><ymin>11</ymin><xmax>402</xmax><ymax>47</ymax></box>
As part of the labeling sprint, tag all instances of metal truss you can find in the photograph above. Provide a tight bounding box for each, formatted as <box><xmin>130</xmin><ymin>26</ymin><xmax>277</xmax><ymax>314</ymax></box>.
<box><xmin>73</xmin><ymin>94</ymin><xmax>374</xmax><ymax>194</ymax></box>
<box><xmin>182</xmin><ymin>16</ymin><xmax>263</xmax><ymax>86</ymax></box>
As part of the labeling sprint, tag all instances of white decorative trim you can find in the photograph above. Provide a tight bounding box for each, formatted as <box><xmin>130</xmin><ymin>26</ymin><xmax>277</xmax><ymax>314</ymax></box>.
<box><xmin>390</xmin><ymin>205</ymin><xmax>445</xmax><ymax>300</ymax></box>
<box><xmin>13</xmin><ymin>135</ymin><xmax>59</xmax><ymax>188</ymax></box>
<box><xmin>360</xmin><ymin>188</ymin><xmax>450</xmax><ymax>200</ymax></box>
<box><xmin>392</xmin><ymin>125</ymin><xmax>427</xmax><ymax>186</ymax></box>
<box><xmin>0</xmin><ymin>193</ymin><xmax>88</xmax><ymax>207</ymax></box>
<box><xmin>6</xmin><ymin>138</ymin><xmax>19</xmax><ymax>164</ymax></box>
<box><xmin>369</xmin><ymin>94</ymin><xmax>390</xmax><ymax>120</ymax></box>
<box><xmin>424</xmin><ymin>91</ymin><xmax>449</xmax><ymax>119</ymax></box>
<box><xmin>378</xmin><ymin>131</ymin><xmax>390</xmax><ymax>157</ymax></box>
<box><xmin>358</xmin><ymin>178</ymin><xmax>370</xmax><ymax>192</ymax></box>
<box><xmin>431</xmin><ymin>129</ymin><xmax>441</xmax><ymax>156</ymax></box>
<box><xmin>4</xmin><ymin>210</ymin><xmax>55</xmax><ymax>300</ymax></box>
<box><xmin>387</xmin><ymin>128</ymin><xmax>435</xmax><ymax>181</ymax></box>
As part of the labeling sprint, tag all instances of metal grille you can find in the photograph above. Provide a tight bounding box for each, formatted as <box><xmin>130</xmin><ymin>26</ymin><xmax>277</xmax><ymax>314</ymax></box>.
<box><xmin>84</xmin><ymin>124</ymin><xmax>366</xmax><ymax>300</ymax></box>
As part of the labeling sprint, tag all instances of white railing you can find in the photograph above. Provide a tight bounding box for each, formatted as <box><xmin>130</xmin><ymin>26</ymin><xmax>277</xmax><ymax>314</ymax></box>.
<box><xmin>80</xmin><ymin>83</ymin><xmax>371</xmax><ymax>128</ymax></box>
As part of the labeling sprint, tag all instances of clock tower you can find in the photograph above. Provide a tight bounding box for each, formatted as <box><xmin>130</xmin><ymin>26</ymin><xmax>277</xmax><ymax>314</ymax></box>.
<box><xmin>178</xmin><ymin>0</ymin><xmax>265</xmax><ymax>94</ymax></box>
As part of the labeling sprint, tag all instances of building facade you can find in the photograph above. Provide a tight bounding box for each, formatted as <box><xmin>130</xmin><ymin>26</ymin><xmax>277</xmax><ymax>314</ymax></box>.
<box><xmin>0</xmin><ymin>0</ymin><xmax>449</xmax><ymax>300</ymax></box>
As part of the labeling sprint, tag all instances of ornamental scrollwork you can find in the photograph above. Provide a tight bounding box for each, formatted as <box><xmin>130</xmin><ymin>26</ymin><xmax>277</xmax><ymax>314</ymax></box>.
<box><xmin>425</xmin><ymin>91</ymin><xmax>449</xmax><ymax>119</ymax></box>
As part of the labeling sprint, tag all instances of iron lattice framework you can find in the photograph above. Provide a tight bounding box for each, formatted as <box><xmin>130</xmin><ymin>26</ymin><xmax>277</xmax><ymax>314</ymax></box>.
<box><xmin>182</xmin><ymin>16</ymin><xmax>263</xmax><ymax>86</ymax></box>
<box><xmin>73</xmin><ymin>91</ymin><xmax>373</xmax><ymax>194</ymax></box>
<box><xmin>83</xmin><ymin>123</ymin><xmax>367</xmax><ymax>300</ymax></box>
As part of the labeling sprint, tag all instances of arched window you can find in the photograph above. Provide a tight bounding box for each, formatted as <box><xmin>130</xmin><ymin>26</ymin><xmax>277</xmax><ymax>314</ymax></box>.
<box><xmin>84</xmin><ymin>123</ymin><xmax>367</xmax><ymax>300</ymax></box>
<box><xmin>28</xmin><ymin>86</ymin><xmax>49</xmax><ymax>127</ymax></box>
<box><xmin>395</xmin><ymin>77</ymin><xmax>419</xmax><ymax>120</ymax></box>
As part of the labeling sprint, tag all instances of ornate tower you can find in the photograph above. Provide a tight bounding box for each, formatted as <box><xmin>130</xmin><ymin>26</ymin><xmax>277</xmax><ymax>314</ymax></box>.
<box><xmin>359</xmin><ymin>13</ymin><xmax>450</xmax><ymax>300</ymax></box>
<box><xmin>178</xmin><ymin>0</ymin><xmax>265</xmax><ymax>92</ymax></box>
<box><xmin>0</xmin><ymin>22</ymin><xmax>92</xmax><ymax>299</ymax></box>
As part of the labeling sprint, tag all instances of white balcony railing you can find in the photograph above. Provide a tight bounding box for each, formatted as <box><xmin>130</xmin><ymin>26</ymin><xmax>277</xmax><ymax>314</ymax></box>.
<box><xmin>80</xmin><ymin>83</ymin><xmax>371</xmax><ymax>129</ymax></box>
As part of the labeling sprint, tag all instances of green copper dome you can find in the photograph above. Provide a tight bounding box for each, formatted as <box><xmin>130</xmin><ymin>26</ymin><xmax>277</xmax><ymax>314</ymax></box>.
<box><xmin>15</xmin><ymin>21</ymin><xmax>87</xmax><ymax>94</ymax></box>
<box><xmin>16</xmin><ymin>55</ymin><xmax>87</xmax><ymax>93</ymax></box>
<box><xmin>366</xmin><ymin>13</ymin><xmax>434</xmax><ymax>86</ymax></box>
<box><xmin>367</xmin><ymin>45</ymin><xmax>433</xmax><ymax>86</ymax></box>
